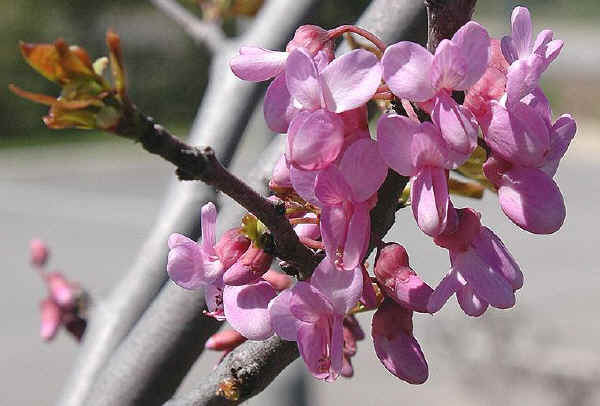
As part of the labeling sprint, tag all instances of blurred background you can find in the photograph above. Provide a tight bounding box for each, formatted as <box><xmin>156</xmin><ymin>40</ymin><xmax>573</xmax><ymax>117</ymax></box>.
<box><xmin>1</xmin><ymin>0</ymin><xmax>599</xmax><ymax>405</ymax></box>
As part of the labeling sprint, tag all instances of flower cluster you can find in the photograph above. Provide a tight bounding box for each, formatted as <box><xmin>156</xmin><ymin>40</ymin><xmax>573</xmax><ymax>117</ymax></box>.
<box><xmin>167</xmin><ymin>7</ymin><xmax>575</xmax><ymax>384</ymax></box>
<box><xmin>30</xmin><ymin>239</ymin><xmax>89</xmax><ymax>341</ymax></box>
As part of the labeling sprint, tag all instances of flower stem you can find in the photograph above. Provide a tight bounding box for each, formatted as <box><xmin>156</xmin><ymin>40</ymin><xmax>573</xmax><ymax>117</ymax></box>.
<box><xmin>327</xmin><ymin>25</ymin><xmax>387</xmax><ymax>53</ymax></box>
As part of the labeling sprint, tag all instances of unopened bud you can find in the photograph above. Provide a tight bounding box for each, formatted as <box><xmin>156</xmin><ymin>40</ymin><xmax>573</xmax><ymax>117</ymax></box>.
<box><xmin>434</xmin><ymin>208</ymin><xmax>482</xmax><ymax>252</ymax></box>
<box><xmin>46</xmin><ymin>272</ymin><xmax>75</xmax><ymax>309</ymax></box>
<box><xmin>30</xmin><ymin>238</ymin><xmax>49</xmax><ymax>267</ymax></box>
<box><xmin>223</xmin><ymin>245</ymin><xmax>273</xmax><ymax>286</ymax></box>
<box><xmin>215</xmin><ymin>228</ymin><xmax>251</xmax><ymax>269</ymax></box>
<box><xmin>286</xmin><ymin>25</ymin><xmax>334</xmax><ymax>61</ymax></box>
<box><xmin>205</xmin><ymin>329</ymin><xmax>247</xmax><ymax>352</ymax></box>
<box><xmin>40</xmin><ymin>298</ymin><xmax>62</xmax><ymax>341</ymax></box>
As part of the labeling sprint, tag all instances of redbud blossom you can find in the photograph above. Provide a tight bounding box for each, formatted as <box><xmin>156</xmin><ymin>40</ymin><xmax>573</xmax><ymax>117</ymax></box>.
<box><xmin>30</xmin><ymin>238</ymin><xmax>49</xmax><ymax>267</ymax></box>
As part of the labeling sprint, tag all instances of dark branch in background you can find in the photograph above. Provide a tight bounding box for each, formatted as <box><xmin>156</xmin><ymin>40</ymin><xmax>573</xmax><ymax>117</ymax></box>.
<box><xmin>117</xmin><ymin>107</ymin><xmax>319</xmax><ymax>275</ymax></box>
<box><xmin>425</xmin><ymin>0</ymin><xmax>477</xmax><ymax>52</ymax></box>
<box><xmin>163</xmin><ymin>338</ymin><xmax>300</xmax><ymax>406</ymax></box>
<box><xmin>57</xmin><ymin>1</ymin><xmax>320</xmax><ymax>405</ymax></box>
<box><xmin>150</xmin><ymin>0</ymin><xmax>226</xmax><ymax>53</ymax></box>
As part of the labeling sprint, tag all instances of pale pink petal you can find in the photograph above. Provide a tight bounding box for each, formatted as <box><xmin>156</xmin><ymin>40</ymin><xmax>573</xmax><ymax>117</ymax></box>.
<box><xmin>290</xmin><ymin>282</ymin><xmax>333</xmax><ymax>323</ymax></box>
<box><xmin>320</xmin><ymin>205</ymin><xmax>350</xmax><ymax>263</ymax></box>
<box><xmin>431</xmin><ymin>40</ymin><xmax>466</xmax><ymax>91</ymax></box>
<box><xmin>394</xmin><ymin>273</ymin><xmax>434</xmax><ymax>314</ymax></box>
<box><xmin>340</xmin><ymin>138</ymin><xmax>388</xmax><ymax>202</ymax></box>
<box><xmin>453</xmin><ymin>249</ymin><xmax>515</xmax><ymax>309</ymax></box>
<box><xmin>204</xmin><ymin>279</ymin><xmax>225</xmax><ymax>320</ymax></box>
<box><xmin>431</xmin><ymin>92</ymin><xmax>478</xmax><ymax>156</ymax></box>
<box><xmin>328</xmin><ymin>314</ymin><xmax>345</xmax><ymax>380</ymax></box>
<box><xmin>320</xmin><ymin>49</ymin><xmax>382</xmax><ymax>113</ymax></box>
<box><xmin>541</xmin><ymin>39</ymin><xmax>563</xmax><ymax>65</ymax></box>
<box><xmin>342</xmin><ymin>205</ymin><xmax>371</xmax><ymax>271</ymax></box>
<box><xmin>200</xmin><ymin>202</ymin><xmax>217</xmax><ymax>255</ymax></box>
<box><xmin>521</xmin><ymin>87</ymin><xmax>552</xmax><ymax>126</ymax></box>
<box><xmin>532</xmin><ymin>29</ymin><xmax>554</xmax><ymax>55</ymax></box>
<box><xmin>505</xmin><ymin>55</ymin><xmax>546</xmax><ymax>106</ymax></box>
<box><xmin>483</xmin><ymin>101</ymin><xmax>549</xmax><ymax>167</ymax></box>
<box><xmin>268</xmin><ymin>289</ymin><xmax>299</xmax><ymax>341</ymax></box>
<box><xmin>287</xmin><ymin>109</ymin><xmax>345</xmax><ymax>170</ymax></box>
<box><xmin>285</xmin><ymin>48</ymin><xmax>323</xmax><ymax>111</ymax></box>
<box><xmin>411</xmin><ymin>167</ymin><xmax>449</xmax><ymax>237</ymax></box>
<box><xmin>315</xmin><ymin>165</ymin><xmax>352</xmax><ymax>205</ymax></box>
<box><xmin>451</xmin><ymin>21</ymin><xmax>490</xmax><ymax>89</ymax></box>
<box><xmin>289</xmin><ymin>166</ymin><xmax>320</xmax><ymax>206</ymax></box>
<box><xmin>410</xmin><ymin>122</ymin><xmax>448</xmax><ymax>169</ymax></box>
<box><xmin>297</xmin><ymin>320</ymin><xmax>330</xmax><ymax>380</ymax></box>
<box><xmin>511</xmin><ymin>6</ymin><xmax>533</xmax><ymax>58</ymax></box>
<box><xmin>294</xmin><ymin>213</ymin><xmax>321</xmax><ymax>241</ymax></box>
<box><xmin>382</xmin><ymin>42</ymin><xmax>435</xmax><ymax>101</ymax></box>
<box><xmin>230</xmin><ymin>47</ymin><xmax>288</xmax><ymax>82</ymax></box>
<box><xmin>167</xmin><ymin>234</ymin><xmax>211</xmax><ymax>289</ymax></box>
<box><xmin>500</xmin><ymin>36</ymin><xmax>518</xmax><ymax>65</ymax></box>
<box><xmin>376</xmin><ymin>113</ymin><xmax>419</xmax><ymax>176</ymax></box>
<box><xmin>471</xmin><ymin>227</ymin><xmax>523</xmax><ymax>290</ymax></box>
<box><xmin>223</xmin><ymin>281</ymin><xmax>276</xmax><ymax>340</ymax></box>
<box><xmin>40</xmin><ymin>298</ymin><xmax>62</xmax><ymax>341</ymax></box>
<box><xmin>456</xmin><ymin>285</ymin><xmax>489</xmax><ymax>317</ymax></box>
<box><xmin>498</xmin><ymin>166</ymin><xmax>566</xmax><ymax>234</ymax></box>
<box><xmin>427</xmin><ymin>269</ymin><xmax>463</xmax><ymax>313</ymax></box>
<box><xmin>270</xmin><ymin>154</ymin><xmax>291</xmax><ymax>188</ymax></box>
<box><xmin>541</xmin><ymin>114</ymin><xmax>576</xmax><ymax>176</ymax></box>
<box><xmin>264</xmin><ymin>73</ymin><xmax>298</xmax><ymax>133</ymax></box>
<box><xmin>311</xmin><ymin>258</ymin><xmax>363</xmax><ymax>314</ymax></box>
<box><xmin>360</xmin><ymin>265</ymin><xmax>378</xmax><ymax>309</ymax></box>
<box><xmin>46</xmin><ymin>272</ymin><xmax>74</xmax><ymax>309</ymax></box>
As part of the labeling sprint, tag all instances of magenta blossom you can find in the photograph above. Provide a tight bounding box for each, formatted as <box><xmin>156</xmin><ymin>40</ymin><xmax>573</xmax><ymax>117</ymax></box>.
<box><xmin>428</xmin><ymin>208</ymin><xmax>523</xmax><ymax>317</ymax></box>
<box><xmin>381</xmin><ymin>21</ymin><xmax>489</xmax><ymax>154</ymax></box>
<box><xmin>500</xmin><ymin>7</ymin><xmax>563</xmax><ymax>107</ymax></box>
<box><xmin>314</xmin><ymin>138</ymin><xmax>388</xmax><ymax>270</ymax></box>
<box><xmin>372</xmin><ymin>299</ymin><xmax>428</xmax><ymax>384</ymax></box>
<box><xmin>374</xmin><ymin>243</ymin><xmax>432</xmax><ymax>313</ymax></box>
<box><xmin>377</xmin><ymin>113</ymin><xmax>468</xmax><ymax>237</ymax></box>
<box><xmin>268</xmin><ymin>258</ymin><xmax>363</xmax><ymax>381</ymax></box>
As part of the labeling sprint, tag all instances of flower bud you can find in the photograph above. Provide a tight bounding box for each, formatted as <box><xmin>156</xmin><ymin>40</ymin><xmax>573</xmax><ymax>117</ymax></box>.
<box><xmin>374</xmin><ymin>244</ymin><xmax>432</xmax><ymax>313</ymax></box>
<box><xmin>205</xmin><ymin>329</ymin><xmax>247</xmax><ymax>352</ymax></box>
<box><xmin>286</xmin><ymin>25</ymin><xmax>334</xmax><ymax>61</ymax></box>
<box><xmin>40</xmin><ymin>298</ymin><xmax>62</xmax><ymax>341</ymax></box>
<box><xmin>223</xmin><ymin>244</ymin><xmax>273</xmax><ymax>286</ymax></box>
<box><xmin>30</xmin><ymin>238</ymin><xmax>49</xmax><ymax>268</ymax></box>
<box><xmin>214</xmin><ymin>228</ymin><xmax>251</xmax><ymax>270</ymax></box>
<box><xmin>434</xmin><ymin>208</ymin><xmax>482</xmax><ymax>252</ymax></box>
<box><xmin>46</xmin><ymin>272</ymin><xmax>75</xmax><ymax>309</ymax></box>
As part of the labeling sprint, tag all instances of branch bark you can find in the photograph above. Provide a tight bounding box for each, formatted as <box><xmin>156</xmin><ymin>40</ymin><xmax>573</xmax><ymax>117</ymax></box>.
<box><xmin>150</xmin><ymin>0</ymin><xmax>226</xmax><ymax>53</ymax></box>
<box><xmin>425</xmin><ymin>0</ymin><xmax>477</xmax><ymax>52</ymax></box>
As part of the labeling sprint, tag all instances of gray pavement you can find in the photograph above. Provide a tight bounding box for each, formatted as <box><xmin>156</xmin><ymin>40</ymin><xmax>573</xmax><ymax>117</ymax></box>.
<box><xmin>1</xmin><ymin>119</ymin><xmax>600</xmax><ymax>405</ymax></box>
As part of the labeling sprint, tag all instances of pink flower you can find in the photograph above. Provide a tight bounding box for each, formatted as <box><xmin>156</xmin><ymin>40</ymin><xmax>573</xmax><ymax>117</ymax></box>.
<box><xmin>382</xmin><ymin>21</ymin><xmax>489</xmax><ymax>154</ymax></box>
<box><xmin>284</xmin><ymin>48</ymin><xmax>382</xmax><ymax>170</ymax></box>
<box><xmin>371</xmin><ymin>299</ymin><xmax>428</xmax><ymax>384</ymax></box>
<box><xmin>314</xmin><ymin>138</ymin><xmax>388</xmax><ymax>270</ymax></box>
<box><xmin>268</xmin><ymin>258</ymin><xmax>363</xmax><ymax>381</ymax></box>
<box><xmin>377</xmin><ymin>113</ymin><xmax>468</xmax><ymax>237</ymax></box>
<box><xmin>374</xmin><ymin>243</ymin><xmax>432</xmax><ymax>312</ymax></box>
<box><xmin>223</xmin><ymin>280</ymin><xmax>277</xmax><ymax>340</ymax></box>
<box><xmin>500</xmin><ymin>7</ymin><xmax>563</xmax><ymax>107</ymax></box>
<box><xmin>428</xmin><ymin>208</ymin><xmax>523</xmax><ymax>317</ymax></box>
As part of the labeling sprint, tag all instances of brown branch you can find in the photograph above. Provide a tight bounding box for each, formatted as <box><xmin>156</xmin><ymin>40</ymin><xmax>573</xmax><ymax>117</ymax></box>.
<box><xmin>425</xmin><ymin>0</ymin><xmax>478</xmax><ymax>52</ymax></box>
<box><xmin>117</xmin><ymin>106</ymin><xmax>320</xmax><ymax>277</ymax></box>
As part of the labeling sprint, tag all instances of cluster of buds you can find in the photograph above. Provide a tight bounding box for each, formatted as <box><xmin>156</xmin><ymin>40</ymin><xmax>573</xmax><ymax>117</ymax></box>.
<box><xmin>30</xmin><ymin>239</ymin><xmax>89</xmax><ymax>342</ymax></box>
<box><xmin>166</xmin><ymin>6</ymin><xmax>576</xmax><ymax>385</ymax></box>
<box><xmin>10</xmin><ymin>31</ymin><xmax>127</xmax><ymax>131</ymax></box>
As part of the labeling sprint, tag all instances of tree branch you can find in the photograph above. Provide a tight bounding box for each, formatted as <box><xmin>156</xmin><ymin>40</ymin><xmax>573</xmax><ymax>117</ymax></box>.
<box><xmin>150</xmin><ymin>0</ymin><xmax>226</xmax><ymax>53</ymax></box>
<box><xmin>425</xmin><ymin>0</ymin><xmax>477</xmax><ymax>52</ymax></box>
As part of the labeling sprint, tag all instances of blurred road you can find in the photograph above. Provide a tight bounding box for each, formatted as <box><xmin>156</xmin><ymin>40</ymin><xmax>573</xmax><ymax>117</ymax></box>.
<box><xmin>1</xmin><ymin>117</ymin><xmax>599</xmax><ymax>405</ymax></box>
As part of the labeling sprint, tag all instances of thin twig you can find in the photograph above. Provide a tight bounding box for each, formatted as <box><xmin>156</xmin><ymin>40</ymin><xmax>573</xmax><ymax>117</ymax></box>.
<box><xmin>150</xmin><ymin>0</ymin><xmax>226</xmax><ymax>53</ymax></box>
<box><xmin>425</xmin><ymin>0</ymin><xmax>477</xmax><ymax>52</ymax></box>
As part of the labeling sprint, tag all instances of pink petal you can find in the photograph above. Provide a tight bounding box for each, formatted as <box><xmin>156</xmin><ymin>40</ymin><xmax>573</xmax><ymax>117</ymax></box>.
<box><xmin>204</xmin><ymin>278</ymin><xmax>225</xmax><ymax>320</ymax></box>
<box><xmin>46</xmin><ymin>272</ymin><xmax>74</xmax><ymax>309</ymax></box>
<box><xmin>230</xmin><ymin>47</ymin><xmax>288</xmax><ymax>82</ymax></box>
<box><xmin>167</xmin><ymin>234</ymin><xmax>210</xmax><ymax>289</ymax></box>
<box><xmin>483</xmin><ymin>101</ymin><xmax>549</xmax><ymax>167</ymax></box>
<box><xmin>394</xmin><ymin>272</ymin><xmax>433</xmax><ymax>313</ymax></box>
<box><xmin>431</xmin><ymin>92</ymin><xmax>478</xmax><ymax>156</ymax></box>
<box><xmin>294</xmin><ymin>213</ymin><xmax>320</xmax><ymax>240</ymax></box>
<box><xmin>450</xmin><ymin>21</ymin><xmax>490</xmax><ymax>89</ymax></box>
<box><xmin>289</xmin><ymin>166</ymin><xmax>320</xmax><ymax>206</ymax></box>
<box><xmin>200</xmin><ymin>202</ymin><xmax>217</xmax><ymax>255</ymax></box>
<box><xmin>287</xmin><ymin>109</ymin><xmax>345</xmax><ymax>170</ymax></box>
<box><xmin>320</xmin><ymin>205</ymin><xmax>350</xmax><ymax>264</ymax></box>
<box><xmin>505</xmin><ymin>55</ymin><xmax>546</xmax><ymax>107</ymax></box>
<box><xmin>329</xmin><ymin>314</ymin><xmax>345</xmax><ymax>380</ymax></box>
<box><xmin>268</xmin><ymin>289</ymin><xmax>299</xmax><ymax>341</ymax></box>
<box><xmin>453</xmin><ymin>249</ymin><xmax>515</xmax><ymax>309</ymax></box>
<box><xmin>382</xmin><ymin>42</ymin><xmax>435</xmax><ymax>101</ymax></box>
<box><xmin>264</xmin><ymin>73</ymin><xmax>298</xmax><ymax>133</ymax></box>
<box><xmin>360</xmin><ymin>265</ymin><xmax>378</xmax><ymax>309</ymax></box>
<box><xmin>427</xmin><ymin>269</ymin><xmax>463</xmax><ymax>313</ymax></box>
<box><xmin>285</xmin><ymin>48</ymin><xmax>323</xmax><ymax>111</ymax></box>
<box><xmin>431</xmin><ymin>40</ymin><xmax>466</xmax><ymax>91</ymax></box>
<box><xmin>270</xmin><ymin>154</ymin><xmax>291</xmax><ymax>188</ymax></box>
<box><xmin>471</xmin><ymin>227</ymin><xmax>523</xmax><ymax>290</ymax></box>
<box><xmin>410</xmin><ymin>122</ymin><xmax>449</xmax><ymax>169</ymax></box>
<box><xmin>315</xmin><ymin>165</ymin><xmax>352</xmax><ymax>205</ymax></box>
<box><xmin>340</xmin><ymin>138</ymin><xmax>388</xmax><ymax>202</ymax></box>
<box><xmin>510</xmin><ymin>6</ymin><xmax>533</xmax><ymax>58</ymax></box>
<box><xmin>541</xmin><ymin>40</ymin><xmax>563</xmax><ymax>65</ymax></box>
<box><xmin>532</xmin><ymin>29</ymin><xmax>554</xmax><ymax>55</ymax></box>
<box><xmin>498</xmin><ymin>166</ymin><xmax>566</xmax><ymax>234</ymax></box>
<box><xmin>501</xmin><ymin>36</ymin><xmax>518</xmax><ymax>65</ymax></box>
<box><xmin>290</xmin><ymin>282</ymin><xmax>333</xmax><ymax>323</ymax></box>
<box><xmin>311</xmin><ymin>258</ymin><xmax>363</xmax><ymax>314</ymax></box>
<box><xmin>377</xmin><ymin>113</ymin><xmax>419</xmax><ymax>176</ymax></box>
<box><xmin>40</xmin><ymin>298</ymin><xmax>62</xmax><ymax>341</ymax></box>
<box><xmin>542</xmin><ymin>114</ymin><xmax>576</xmax><ymax>177</ymax></box>
<box><xmin>342</xmin><ymin>205</ymin><xmax>371</xmax><ymax>271</ymax></box>
<box><xmin>297</xmin><ymin>320</ymin><xmax>331</xmax><ymax>380</ymax></box>
<box><xmin>320</xmin><ymin>49</ymin><xmax>382</xmax><ymax>113</ymax></box>
<box><xmin>411</xmin><ymin>167</ymin><xmax>449</xmax><ymax>237</ymax></box>
<box><xmin>223</xmin><ymin>281</ymin><xmax>276</xmax><ymax>340</ymax></box>
<box><xmin>456</xmin><ymin>285</ymin><xmax>489</xmax><ymax>317</ymax></box>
